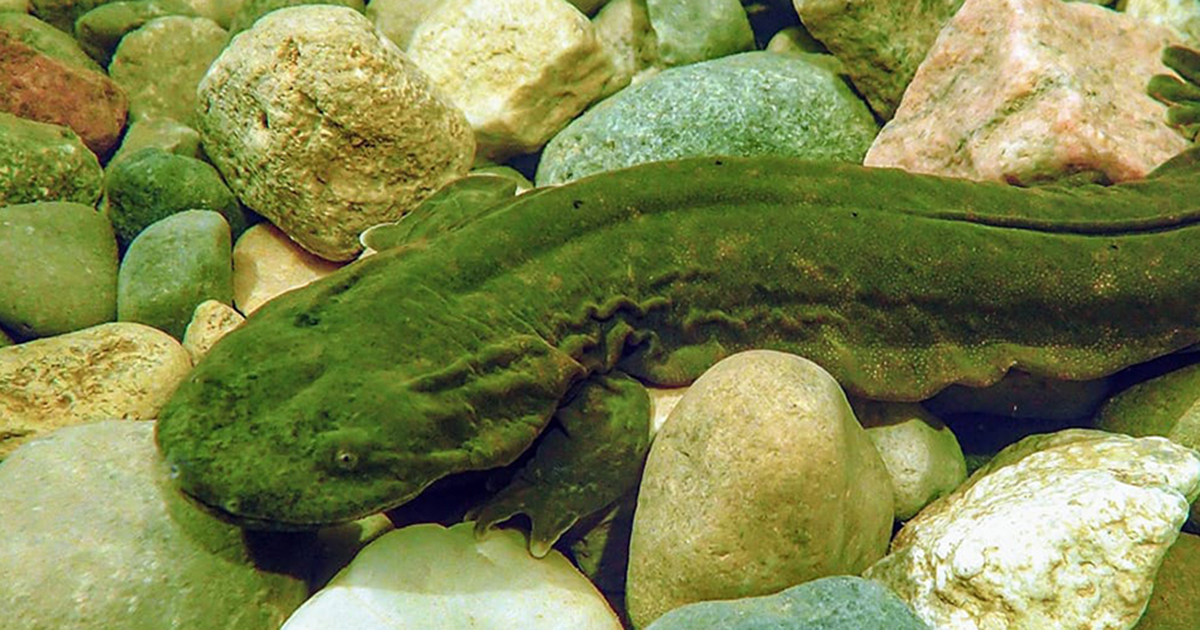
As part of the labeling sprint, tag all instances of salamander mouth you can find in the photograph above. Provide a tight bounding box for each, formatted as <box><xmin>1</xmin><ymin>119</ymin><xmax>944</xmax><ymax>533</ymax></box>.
<box><xmin>170</xmin><ymin>483</ymin><xmax>340</xmax><ymax>531</ymax></box>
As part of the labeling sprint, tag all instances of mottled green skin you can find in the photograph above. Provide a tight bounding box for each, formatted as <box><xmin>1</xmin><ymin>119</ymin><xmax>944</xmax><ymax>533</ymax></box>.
<box><xmin>156</xmin><ymin>146</ymin><xmax>1200</xmax><ymax>536</ymax></box>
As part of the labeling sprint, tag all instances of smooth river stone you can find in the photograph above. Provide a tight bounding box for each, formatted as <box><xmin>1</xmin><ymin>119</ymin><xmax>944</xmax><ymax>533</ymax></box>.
<box><xmin>644</xmin><ymin>0</ymin><xmax>753</xmax><ymax>68</ymax></box>
<box><xmin>0</xmin><ymin>11</ymin><xmax>103</xmax><ymax>72</ymax></box>
<box><xmin>625</xmin><ymin>350</ymin><xmax>895</xmax><ymax>628</ymax></box>
<box><xmin>117</xmin><ymin>210</ymin><xmax>233</xmax><ymax>339</ymax></box>
<box><xmin>227</xmin><ymin>0</ymin><xmax>363</xmax><ymax>34</ymax></box>
<box><xmin>106</xmin><ymin>117</ymin><xmax>203</xmax><ymax>166</ymax></box>
<box><xmin>0</xmin><ymin>201</ymin><xmax>117</xmax><ymax>340</ymax></box>
<box><xmin>232</xmin><ymin>222</ymin><xmax>342</xmax><ymax>316</ymax></box>
<box><xmin>73</xmin><ymin>0</ymin><xmax>199</xmax><ymax>65</ymax></box>
<box><xmin>0</xmin><ymin>322</ymin><xmax>190</xmax><ymax>459</ymax></box>
<box><xmin>0</xmin><ymin>112</ymin><xmax>102</xmax><ymax>207</ymax></box>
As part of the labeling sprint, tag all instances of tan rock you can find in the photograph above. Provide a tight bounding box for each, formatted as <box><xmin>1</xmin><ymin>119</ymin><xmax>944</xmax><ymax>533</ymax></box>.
<box><xmin>197</xmin><ymin>5</ymin><xmax>475</xmax><ymax>261</ymax></box>
<box><xmin>626</xmin><ymin>350</ymin><xmax>894</xmax><ymax>628</ymax></box>
<box><xmin>408</xmin><ymin>0</ymin><xmax>614</xmax><ymax>160</ymax></box>
<box><xmin>864</xmin><ymin>0</ymin><xmax>1188</xmax><ymax>185</ymax></box>
<box><xmin>0</xmin><ymin>322</ymin><xmax>192</xmax><ymax>459</ymax></box>
<box><xmin>232</xmin><ymin>222</ymin><xmax>344</xmax><ymax>315</ymax></box>
<box><xmin>181</xmin><ymin>299</ymin><xmax>244</xmax><ymax>362</ymax></box>
<box><xmin>366</xmin><ymin>0</ymin><xmax>446</xmax><ymax>49</ymax></box>
<box><xmin>864</xmin><ymin>429</ymin><xmax>1200</xmax><ymax>630</ymax></box>
<box><xmin>592</xmin><ymin>0</ymin><xmax>659</xmax><ymax>97</ymax></box>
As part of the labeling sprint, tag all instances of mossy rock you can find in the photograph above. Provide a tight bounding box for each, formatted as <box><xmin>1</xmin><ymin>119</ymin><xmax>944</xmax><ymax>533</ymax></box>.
<box><xmin>0</xmin><ymin>112</ymin><xmax>103</xmax><ymax>207</ymax></box>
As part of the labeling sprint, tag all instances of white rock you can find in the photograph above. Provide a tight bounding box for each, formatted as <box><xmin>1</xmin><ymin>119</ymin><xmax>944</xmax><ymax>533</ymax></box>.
<box><xmin>864</xmin><ymin>429</ymin><xmax>1200</xmax><ymax>630</ymax></box>
<box><xmin>281</xmin><ymin>522</ymin><xmax>622</xmax><ymax>630</ymax></box>
<box><xmin>231</xmin><ymin>222</ymin><xmax>343</xmax><ymax>315</ymax></box>
<box><xmin>864</xmin><ymin>0</ymin><xmax>1187</xmax><ymax>185</ymax></box>
<box><xmin>407</xmin><ymin>0</ymin><xmax>614</xmax><ymax>160</ymax></box>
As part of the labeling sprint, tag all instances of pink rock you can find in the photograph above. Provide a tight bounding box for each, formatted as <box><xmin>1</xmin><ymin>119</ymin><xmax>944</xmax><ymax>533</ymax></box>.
<box><xmin>864</xmin><ymin>0</ymin><xmax>1188</xmax><ymax>185</ymax></box>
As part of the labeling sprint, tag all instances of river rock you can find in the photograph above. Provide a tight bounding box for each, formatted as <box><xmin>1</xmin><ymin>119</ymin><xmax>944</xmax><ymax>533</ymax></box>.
<box><xmin>185</xmin><ymin>0</ymin><xmax>243</xmax><ymax>27</ymax></box>
<box><xmin>0</xmin><ymin>322</ymin><xmax>190</xmax><ymax>459</ymax></box>
<box><xmin>232</xmin><ymin>222</ymin><xmax>342</xmax><ymax>315</ymax></box>
<box><xmin>1135</xmin><ymin>532</ymin><xmax>1200</xmax><ymax>629</ymax></box>
<box><xmin>644</xmin><ymin>0</ymin><xmax>753</xmax><ymax>68</ymax></box>
<box><xmin>537</xmin><ymin>51</ymin><xmax>877</xmax><ymax>185</ymax></box>
<box><xmin>407</xmin><ymin>0</ymin><xmax>613</xmax><ymax>160</ymax></box>
<box><xmin>0</xmin><ymin>201</ymin><xmax>117</xmax><ymax>340</ymax></box>
<box><xmin>103</xmin><ymin>147</ymin><xmax>246</xmax><ymax>248</ymax></box>
<box><xmin>181</xmin><ymin>298</ymin><xmax>243</xmax><ymax>361</ymax></box>
<box><xmin>0</xmin><ymin>420</ymin><xmax>312</xmax><ymax>629</ymax></box>
<box><xmin>644</xmin><ymin>576</ymin><xmax>929</xmax><ymax>630</ymax></box>
<box><xmin>864</xmin><ymin>0</ymin><xmax>1187</xmax><ymax>185</ymax></box>
<box><xmin>281</xmin><ymin>522</ymin><xmax>622</xmax><ymax>629</ymax></box>
<box><xmin>117</xmin><ymin>210</ymin><xmax>234</xmax><ymax>339</ymax></box>
<box><xmin>0</xmin><ymin>113</ymin><xmax>102</xmax><ymax>206</ymax></box>
<box><xmin>198</xmin><ymin>5</ymin><xmax>474</xmax><ymax>261</ymax></box>
<box><xmin>365</xmin><ymin>0</ymin><xmax>444</xmax><ymax>49</ymax></box>
<box><xmin>591</xmin><ymin>0</ymin><xmax>658</xmax><ymax>97</ymax></box>
<box><xmin>107</xmin><ymin>117</ymin><xmax>203</xmax><ymax>165</ymax></box>
<box><xmin>864</xmin><ymin>429</ymin><xmax>1200</xmax><ymax>630</ymax></box>
<box><xmin>853</xmin><ymin>400</ymin><xmax>966</xmax><ymax>521</ymax></box>
<box><xmin>1</xmin><ymin>0</ymin><xmax>29</xmax><ymax>11</ymax></box>
<box><xmin>626</xmin><ymin>350</ymin><xmax>895</xmax><ymax>628</ymax></box>
<box><xmin>1128</xmin><ymin>0</ymin><xmax>1200</xmax><ymax>49</ymax></box>
<box><xmin>228</xmin><ymin>0</ymin><xmax>363</xmax><ymax>34</ymax></box>
<box><xmin>0</xmin><ymin>11</ymin><xmax>103</xmax><ymax>72</ymax></box>
<box><xmin>73</xmin><ymin>0</ymin><xmax>199</xmax><ymax>65</ymax></box>
<box><xmin>0</xmin><ymin>28</ymin><xmax>127</xmax><ymax>157</ymax></box>
<box><xmin>109</xmin><ymin>15</ymin><xmax>228</xmax><ymax>126</ymax></box>
<box><xmin>28</xmin><ymin>0</ymin><xmax>108</xmax><ymax>32</ymax></box>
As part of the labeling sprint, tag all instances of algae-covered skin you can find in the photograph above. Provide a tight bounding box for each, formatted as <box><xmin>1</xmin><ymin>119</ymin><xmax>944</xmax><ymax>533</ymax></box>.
<box><xmin>158</xmin><ymin>48</ymin><xmax>1200</xmax><ymax>553</ymax></box>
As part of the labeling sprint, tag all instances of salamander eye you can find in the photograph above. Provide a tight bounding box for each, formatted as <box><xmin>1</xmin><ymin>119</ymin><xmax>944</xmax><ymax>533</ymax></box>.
<box><xmin>333</xmin><ymin>448</ymin><xmax>359</xmax><ymax>471</ymax></box>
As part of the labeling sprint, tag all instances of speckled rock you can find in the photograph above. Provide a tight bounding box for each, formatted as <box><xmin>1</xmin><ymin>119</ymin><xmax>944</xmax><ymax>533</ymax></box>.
<box><xmin>0</xmin><ymin>201</ymin><xmax>117</xmax><ymax>340</ymax></box>
<box><xmin>227</xmin><ymin>0</ymin><xmax>363</xmax><ymax>34</ymax></box>
<box><xmin>103</xmin><ymin>147</ymin><xmax>245</xmax><ymax>248</ymax></box>
<box><xmin>232</xmin><ymin>222</ymin><xmax>342</xmax><ymax>315</ymax></box>
<box><xmin>626</xmin><ymin>350</ymin><xmax>895</xmax><ymax>628</ymax></box>
<box><xmin>407</xmin><ymin>0</ymin><xmax>613</xmax><ymax>160</ymax></box>
<box><xmin>853</xmin><ymin>400</ymin><xmax>966</xmax><ymax>521</ymax></box>
<box><xmin>281</xmin><ymin>522</ymin><xmax>622</xmax><ymax>629</ymax></box>
<box><xmin>644</xmin><ymin>0</ymin><xmax>753</xmax><ymax>68</ymax></box>
<box><xmin>1096</xmin><ymin>361</ymin><xmax>1200</xmax><ymax>532</ymax></box>
<box><xmin>0</xmin><ymin>11</ymin><xmax>103</xmax><ymax>72</ymax></box>
<box><xmin>198</xmin><ymin>5</ymin><xmax>474</xmax><ymax>261</ymax></box>
<box><xmin>644</xmin><ymin>576</ymin><xmax>930</xmax><ymax>630</ymax></box>
<box><xmin>864</xmin><ymin>0</ymin><xmax>1187</xmax><ymax>185</ymax></box>
<box><xmin>74</xmin><ymin>0</ymin><xmax>198</xmax><ymax>65</ymax></box>
<box><xmin>0</xmin><ymin>29</ymin><xmax>127</xmax><ymax>157</ymax></box>
<box><xmin>792</xmin><ymin>0</ymin><xmax>962</xmax><ymax>120</ymax></box>
<box><xmin>592</xmin><ymin>0</ymin><xmax>658</xmax><ymax>97</ymax></box>
<box><xmin>0</xmin><ymin>113</ymin><xmax>102</xmax><ymax>206</ymax></box>
<box><xmin>117</xmin><ymin>210</ymin><xmax>233</xmax><ymax>339</ymax></box>
<box><xmin>108</xmin><ymin>16</ymin><xmax>228</xmax><ymax>125</ymax></box>
<box><xmin>181</xmin><ymin>297</ymin><xmax>243</xmax><ymax>361</ymax></box>
<box><xmin>365</xmin><ymin>0</ymin><xmax>444</xmax><ymax>49</ymax></box>
<box><xmin>107</xmin><ymin>117</ymin><xmax>203</xmax><ymax>165</ymax></box>
<box><xmin>536</xmin><ymin>51</ymin><xmax>878</xmax><ymax>185</ymax></box>
<box><xmin>0</xmin><ymin>420</ymin><xmax>311</xmax><ymax>629</ymax></box>
<box><xmin>1128</xmin><ymin>0</ymin><xmax>1200</xmax><ymax>49</ymax></box>
<box><xmin>864</xmin><ymin>429</ymin><xmax>1200</xmax><ymax>630</ymax></box>
<box><xmin>1135</xmin><ymin>532</ymin><xmax>1200</xmax><ymax>629</ymax></box>
<box><xmin>0</xmin><ymin>323</ymin><xmax>189</xmax><ymax>459</ymax></box>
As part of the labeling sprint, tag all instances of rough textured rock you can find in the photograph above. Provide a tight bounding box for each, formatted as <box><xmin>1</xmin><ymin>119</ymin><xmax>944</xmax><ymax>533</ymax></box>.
<box><xmin>232</xmin><ymin>222</ymin><xmax>342</xmax><ymax>315</ymax></box>
<box><xmin>181</xmin><ymin>297</ymin><xmax>243</xmax><ymax>361</ymax></box>
<box><xmin>0</xmin><ymin>29</ymin><xmax>128</xmax><ymax>157</ymax></box>
<box><xmin>407</xmin><ymin>0</ymin><xmax>613</xmax><ymax>160</ymax></box>
<box><xmin>644</xmin><ymin>576</ymin><xmax>930</xmax><ymax>630</ymax></box>
<box><xmin>365</xmin><ymin>0</ymin><xmax>444</xmax><ymax>49</ymax></box>
<box><xmin>864</xmin><ymin>0</ymin><xmax>1187</xmax><ymax>185</ymax></box>
<box><xmin>853</xmin><ymin>400</ymin><xmax>967</xmax><ymax>521</ymax></box>
<box><xmin>0</xmin><ymin>201</ymin><xmax>117</xmax><ymax>340</ymax></box>
<box><xmin>73</xmin><ymin>0</ymin><xmax>199</xmax><ymax>65</ymax></box>
<box><xmin>0</xmin><ymin>421</ymin><xmax>311</xmax><ymax>629</ymax></box>
<box><xmin>626</xmin><ymin>350</ymin><xmax>895</xmax><ymax>628</ymax></box>
<box><xmin>108</xmin><ymin>15</ymin><xmax>228</xmax><ymax>126</ymax></box>
<box><xmin>117</xmin><ymin>210</ymin><xmax>234</xmax><ymax>339</ymax></box>
<box><xmin>864</xmin><ymin>429</ymin><xmax>1200</xmax><ymax>630</ymax></box>
<box><xmin>644</xmin><ymin>0</ymin><xmax>753</xmax><ymax>68</ymax></box>
<box><xmin>792</xmin><ymin>0</ymin><xmax>963</xmax><ymax>120</ymax></box>
<box><xmin>198</xmin><ymin>5</ymin><xmax>474</xmax><ymax>261</ymax></box>
<box><xmin>0</xmin><ymin>323</ymin><xmax>190</xmax><ymax>459</ymax></box>
<box><xmin>591</xmin><ymin>0</ymin><xmax>658</xmax><ymax>97</ymax></box>
<box><xmin>281</xmin><ymin>522</ymin><xmax>622</xmax><ymax>629</ymax></box>
<box><xmin>107</xmin><ymin>117</ymin><xmax>203</xmax><ymax>165</ymax></box>
<box><xmin>1135</xmin><ymin>532</ymin><xmax>1200</xmax><ymax>629</ymax></box>
<box><xmin>227</xmin><ymin>0</ymin><xmax>363</xmax><ymax>34</ymax></box>
<box><xmin>537</xmin><ymin>51</ymin><xmax>877</xmax><ymax>185</ymax></box>
<box><xmin>1127</xmin><ymin>0</ymin><xmax>1200</xmax><ymax>49</ymax></box>
<box><xmin>0</xmin><ymin>10</ymin><xmax>103</xmax><ymax>72</ymax></box>
<box><xmin>0</xmin><ymin>113</ymin><xmax>102</xmax><ymax>206</ymax></box>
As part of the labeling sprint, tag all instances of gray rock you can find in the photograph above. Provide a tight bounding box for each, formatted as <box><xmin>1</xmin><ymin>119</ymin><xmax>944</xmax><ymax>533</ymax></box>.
<box><xmin>0</xmin><ymin>420</ymin><xmax>311</xmax><ymax>629</ymax></box>
<box><xmin>103</xmin><ymin>147</ymin><xmax>246</xmax><ymax>248</ymax></box>
<box><xmin>644</xmin><ymin>576</ymin><xmax>930</xmax><ymax>630</ymax></box>
<box><xmin>0</xmin><ymin>112</ymin><xmax>102</xmax><ymax>207</ymax></box>
<box><xmin>645</xmin><ymin>0</ymin><xmax>753</xmax><ymax>67</ymax></box>
<box><xmin>0</xmin><ymin>201</ymin><xmax>117</xmax><ymax>340</ymax></box>
<box><xmin>73</xmin><ymin>0</ymin><xmax>199</xmax><ymax>65</ymax></box>
<box><xmin>117</xmin><ymin>209</ymin><xmax>233</xmax><ymax>339</ymax></box>
<box><xmin>536</xmin><ymin>51</ymin><xmax>878</xmax><ymax>185</ymax></box>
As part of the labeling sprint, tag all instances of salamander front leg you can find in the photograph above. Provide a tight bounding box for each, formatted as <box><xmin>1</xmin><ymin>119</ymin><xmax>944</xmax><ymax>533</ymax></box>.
<box><xmin>1149</xmin><ymin>44</ymin><xmax>1200</xmax><ymax>141</ymax></box>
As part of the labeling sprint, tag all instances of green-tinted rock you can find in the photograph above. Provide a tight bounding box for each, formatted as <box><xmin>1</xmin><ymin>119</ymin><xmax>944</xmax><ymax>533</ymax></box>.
<box><xmin>108</xmin><ymin>15</ymin><xmax>227</xmax><ymax>125</ymax></box>
<box><xmin>73</xmin><ymin>0</ymin><xmax>197</xmax><ymax>65</ymax></box>
<box><xmin>644</xmin><ymin>576</ymin><xmax>930</xmax><ymax>630</ymax></box>
<box><xmin>0</xmin><ymin>420</ymin><xmax>311</xmax><ymax>629</ymax></box>
<box><xmin>1135</xmin><ymin>532</ymin><xmax>1200</xmax><ymax>629</ymax></box>
<box><xmin>117</xmin><ymin>209</ymin><xmax>233</xmax><ymax>339</ymax></box>
<box><xmin>227</xmin><ymin>0</ymin><xmax>361</xmax><ymax>34</ymax></box>
<box><xmin>644</xmin><ymin>0</ymin><xmax>753</xmax><ymax>67</ymax></box>
<box><xmin>0</xmin><ymin>11</ymin><xmax>102</xmax><ymax>71</ymax></box>
<box><xmin>0</xmin><ymin>0</ymin><xmax>29</xmax><ymax>12</ymax></box>
<box><xmin>536</xmin><ymin>51</ymin><xmax>877</xmax><ymax>185</ymax></box>
<box><xmin>0</xmin><ymin>202</ymin><xmax>117</xmax><ymax>340</ymax></box>
<box><xmin>0</xmin><ymin>112</ymin><xmax>103</xmax><ymax>206</ymax></box>
<box><xmin>107</xmin><ymin>117</ymin><xmax>203</xmax><ymax>166</ymax></box>
<box><xmin>103</xmin><ymin>147</ymin><xmax>246</xmax><ymax>248</ymax></box>
<box><xmin>0</xmin><ymin>326</ymin><xmax>13</xmax><ymax>347</ymax></box>
<box><xmin>29</xmin><ymin>0</ymin><xmax>112</xmax><ymax>33</ymax></box>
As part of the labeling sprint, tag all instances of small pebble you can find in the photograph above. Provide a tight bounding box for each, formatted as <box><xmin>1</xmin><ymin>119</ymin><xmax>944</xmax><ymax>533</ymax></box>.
<box><xmin>181</xmin><ymin>298</ymin><xmax>244</xmax><ymax>362</ymax></box>
<box><xmin>232</xmin><ymin>222</ymin><xmax>343</xmax><ymax>316</ymax></box>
